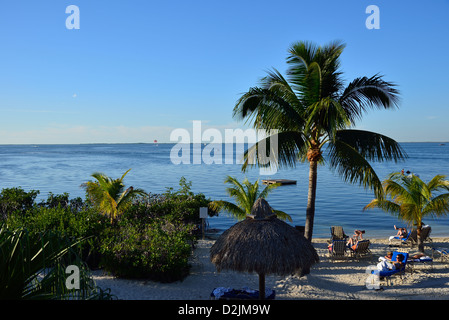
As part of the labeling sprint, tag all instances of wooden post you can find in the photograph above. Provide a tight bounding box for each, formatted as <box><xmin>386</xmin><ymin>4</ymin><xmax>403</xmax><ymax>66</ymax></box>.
<box><xmin>199</xmin><ymin>207</ymin><xmax>208</xmax><ymax>240</ymax></box>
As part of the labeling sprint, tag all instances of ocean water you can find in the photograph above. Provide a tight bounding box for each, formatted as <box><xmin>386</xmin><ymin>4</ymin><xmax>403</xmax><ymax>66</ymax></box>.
<box><xmin>1</xmin><ymin>142</ymin><xmax>449</xmax><ymax>239</ymax></box>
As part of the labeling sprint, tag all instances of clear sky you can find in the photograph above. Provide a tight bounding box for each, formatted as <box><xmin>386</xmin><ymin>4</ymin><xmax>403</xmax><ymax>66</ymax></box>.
<box><xmin>0</xmin><ymin>0</ymin><xmax>448</xmax><ymax>144</ymax></box>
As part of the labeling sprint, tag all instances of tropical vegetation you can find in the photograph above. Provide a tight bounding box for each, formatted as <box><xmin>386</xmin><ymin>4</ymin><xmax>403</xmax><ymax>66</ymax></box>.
<box><xmin>0</xmin><ymin>174</ymin><xmax>217</xmax><ymax>298</ymax></box>
<box><xmin>233</xmin><ymin>40</ymin><xmax>406</xmax><ymax>240</ymax></box>
<box><xmin>364</xmin><ymin>172</ymin><xmax>449</xmax><ymax>252</ymax></box>
<box><xmin>210</xmin><ymin>176</ymin><xmax>292</xmax><ymax>221</ymax></box>
<box><xmin>0</xmin><ymin>223</ymin><xmax>114</xmax><ymax>300</ymax></box>
<box><xmin>82</xmin><ymin>169</ymin><xmax>146</xmax><ymax>222</ymax></box>
<box><xmin>99</xmin><ymin>177</ymin><xmax>216</xmax><ymax>281</ymax></box>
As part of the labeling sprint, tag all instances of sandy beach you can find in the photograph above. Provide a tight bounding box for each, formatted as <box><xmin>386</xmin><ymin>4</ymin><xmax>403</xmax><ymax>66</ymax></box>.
<box><xmin>91</xmin><ymin>237</ymin><xmax>449</xmax><ymax>300</ymax></box>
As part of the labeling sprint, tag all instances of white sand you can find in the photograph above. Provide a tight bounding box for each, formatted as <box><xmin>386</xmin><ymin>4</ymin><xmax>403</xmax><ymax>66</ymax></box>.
<box><xmin>91</xmin><ymin>237</ymin><xmax>449</xmax><ymax>300</ymax></box>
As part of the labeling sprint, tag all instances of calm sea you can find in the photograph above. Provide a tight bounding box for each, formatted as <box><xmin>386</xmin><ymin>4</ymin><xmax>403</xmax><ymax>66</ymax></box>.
<box><xmin>1</xmin><ymin>142</ymin><xmax>449</xmax><ymax>239</ymax></box>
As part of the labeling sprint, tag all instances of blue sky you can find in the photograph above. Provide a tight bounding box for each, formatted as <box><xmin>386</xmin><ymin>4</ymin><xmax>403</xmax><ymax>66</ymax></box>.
<box><xmin>0</xmin><ymin>0</ymin><xmax>448</xmax><ymax>144</ymax></box>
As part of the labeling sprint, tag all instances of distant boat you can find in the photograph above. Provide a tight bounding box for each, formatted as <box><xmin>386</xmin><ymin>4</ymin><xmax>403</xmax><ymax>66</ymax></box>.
<box><xmin>440</xmin><ymin>143</ymin><xmax>445</xmax><ymax>146</ymax></box>
<box><xmin>154</xmin><ymin>140</ymin><xmax>158</xmax><ymax>146</ymax></box>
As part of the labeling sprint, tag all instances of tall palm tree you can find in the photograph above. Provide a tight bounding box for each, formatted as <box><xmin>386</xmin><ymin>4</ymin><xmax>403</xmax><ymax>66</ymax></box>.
<box><xmin>364</xmin><ymin>172</ymin><xmax>449</xmax><ymax>252</ymax></box>
<box><xmin>210</xmin><ymin>176</ymin><xmax>292</xmax><ymax>221</ymax></box>
<box><xmin>233</xmin><ymin>40</ymin><xmax>406</xmax><ymax>241</ymax></box>
<box><xmin>83</xmin><ymin>169</ymin><xmax>146</xmax><ymax>222</ymax></box>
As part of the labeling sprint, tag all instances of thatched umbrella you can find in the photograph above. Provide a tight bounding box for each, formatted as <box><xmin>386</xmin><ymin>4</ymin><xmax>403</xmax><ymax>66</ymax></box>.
<box><xmin>210</xmin><ymin>198</ymin><xmax>319</xmax><ymax>299</ymax></box>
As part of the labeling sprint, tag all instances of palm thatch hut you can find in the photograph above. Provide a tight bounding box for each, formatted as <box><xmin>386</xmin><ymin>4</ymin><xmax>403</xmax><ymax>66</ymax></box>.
<box><xmin>210</xmin><ymin>198</ymin><xmax>319</xmax><ymax>299</ymax></box>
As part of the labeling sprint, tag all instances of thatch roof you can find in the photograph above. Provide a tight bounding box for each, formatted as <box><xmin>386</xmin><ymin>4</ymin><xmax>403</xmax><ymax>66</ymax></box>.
<box><xmin>210</xmin><ymin>198</ymin><xmax>319</xmax><ymax>276</ymax></box>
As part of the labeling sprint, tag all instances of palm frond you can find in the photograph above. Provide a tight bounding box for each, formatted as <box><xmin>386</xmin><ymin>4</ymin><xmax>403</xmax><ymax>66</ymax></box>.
<box><xmin>326</xmin><ymin>138</ymin><xmax>383</xmax><ymax>198</ymax></box>
<box><xmin>339</xmin><ymin>74</ymin><xmax>400</xmax><ymax>124</ymax></box>
<box><xmin>259</xmin><ymin>183</ymin><xmax>281</xmax><ymax>199</ymax></box>
<box><xmin>83</xmin><ymin>170</ymin><xmax>144</xmax><ymax>222</ymax></box>
<box><xmin>233</xmin><ymin>85</ymin><xmax>304</xmax><ymax>131</ymax></box>
<box><xmin>209</xmin><ymin>200</ymin><xmax>246</xmax><ymax>220</ymax></box>
<box><xmin>366</xmin><ymin>173</ymin><xmax>449</xmax><ymax>231</ymax></box>
<box><xmin>383</xmin><ymin>179</ymin><xmax>415</xmax><ymax>205</ymax></box>
<box><xmin>286</xmin><ymin>40</ymin><xmax>345</xmax><ymax>98</ymax></box>
<box><xmin>422</xmin><ymin>193</ymin><xmax>449</xmax><ymax>218</ymax></box>
<box><xmin>427</xmin><ymin>174</ymin><xmax>449</xmax><ymax>193</ymax></box>
<box><xmin>335</xmin><ymin>129</ymin><xmax>406</xmax><ymax>162</ymax></box>
<box><xmin>241</xmin><ymin>130</ymin><xmax>307</xmax><ymax>172</ymax></box>
<box><xmin>304</xmin><ymin>97</ymin><xmax>350</xmax><ymax>140</ymax></box>
<box><xmin>214</xmin><ymin>176</ymin><xmax>292</xmax><ymax>221</ymax></box>
<box><xmin>119</xmin><ymin>168</ymin><xmax>132</xmax><ymax>181</ymax></box>
<box><xmin>363</xmin><ymin>198</ymin><xmax>401</xmax><ymax>216</ymax></box>
<box><xmin>224</xmin><ymin>176</ymin><xmax>250</xmax><ymax>211</ymax></box>
<box><xmin>116</xmin><ymin>187</ymin><xmax>147</xmax><ymax>211</ymax></box>
<box><xmin>272</xmin><ymin>209</ymin><xmax>293</xmax><ymax>222</ymax></box>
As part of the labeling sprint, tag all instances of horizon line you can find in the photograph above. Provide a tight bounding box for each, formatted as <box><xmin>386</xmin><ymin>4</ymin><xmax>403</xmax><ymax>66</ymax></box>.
<box><xmin>0</xmin><ymin>141</ymin><xmax>448</xmax><ymax>146</ymax></box>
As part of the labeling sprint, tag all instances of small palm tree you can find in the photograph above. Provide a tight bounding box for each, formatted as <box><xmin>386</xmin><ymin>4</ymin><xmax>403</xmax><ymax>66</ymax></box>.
<box><xmin>210</xmin><ymin>176</ymin><xmax>292</xmax><ymax>221</ymax></box>
<box><xmin>364</xmin><ymin>172</ymin><xmax>449</xmax><ymax>252</ymax></box>
<box><xmin>83</xmin><ymin>169</ymin><xmax>146</xmax><ymax>222</ymax></box>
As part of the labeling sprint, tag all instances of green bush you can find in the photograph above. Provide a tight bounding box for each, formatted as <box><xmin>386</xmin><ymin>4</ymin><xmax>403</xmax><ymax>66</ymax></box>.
<box><xmin>126</xmin><ymin>177</ymin><xmax>218</xmax><ymax>234</ymax></box>
<box><xmin>7</xmin><ymin>203</ymin><xmax>108</xmax><ymax>269</ymax></box>
<box><xmin>0</xmin><ymin>187</ymin><xmax>39</xmax><ymax>220</ymax></box>
<box><xmin>2</xmin><ymin>177</ymin><xmax>216</xmax><ymax>283</ymax></box>
<box><xmin>0</xmin><ymin>223</ymin><xmax>115</xmax><ymax>300</ymax></box>
<box><xmin>99</xmin><ymin>218</ymin><xmax>194</xmax><ymax>282</ymax></box>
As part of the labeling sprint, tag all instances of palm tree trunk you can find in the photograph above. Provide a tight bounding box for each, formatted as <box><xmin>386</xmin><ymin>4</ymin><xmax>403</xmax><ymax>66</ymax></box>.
<box><xmin>305</xmin><ymin>160</ymin><xmax>318</xmax><ymax>241</ymax></box>
<box><xmin>300</xmin><ymin>160</ymin><xmax>318</xmax><ymax>277</ymax></box>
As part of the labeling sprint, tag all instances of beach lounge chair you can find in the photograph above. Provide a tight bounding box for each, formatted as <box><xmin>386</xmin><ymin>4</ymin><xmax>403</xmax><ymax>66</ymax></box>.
<box><xmin>389</xmin><ymin>229</ymin><xmax>415</xmax><ymax>246</ymax></box>
<box><xmin>329</xmin><ymin>226</ymin><xmax>349</xmax><ymax>243</ymax></box>
<box><xmin>328</xmin><ymin>239</ymin><xmax>347</xmax><ymax>261</ymax></box>
<box><xmin>407</xmin><ymin>227</ymin><xmax>432</xmax><ymax>247</ymax></box>
<box><xmin>407</xmin><ymin>254</ymin><xmax>433</xmax><ymax>274</ymax></box>
<box><xmin>431</xmin><ymin>248</ymin><xmax>449</xmax><ymax>263</ymax></box>
<box><xmin>372</xmin><ymin>250</ymin><xmax>409</xmax><ymax>286</ymax></box>
<box><xmin>420</xmin><ymin>226</ymin><xmax>432</xmax><ymax>244</ymax></box>
<box><xmin>348</xmin><ymin>240</ymin><xmax>372</xmax><ymax>259</ymax></box>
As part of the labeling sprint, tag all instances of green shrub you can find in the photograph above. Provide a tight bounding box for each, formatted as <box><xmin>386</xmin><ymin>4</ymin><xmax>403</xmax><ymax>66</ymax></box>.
<box><xmin>99</xmin><ymin>218</ymin><xmax>194</xmax><ymax>282</ymax></box>
<box><xmin>0</xmin><ymin>187</ymin><xmax>39</xmax><ymax>220</ymax></box>
<box><xmin>7</xmin><ymin>205</ymin><xmax>108</xmax><ymax>269</ymax></box>
<box><xmin>126</xmin><ymin>177</ymin><xmax>218</xmax><ymax>235</ymax></box>
<box><xmin>0</xmin><ymin>223</ymin><xmax>115</xmax><ymax>300</ymax></box>
<box><xmin>2</xmin><ymin>178</ymin><xmax>215</xmax><ymax>283</ymax></box>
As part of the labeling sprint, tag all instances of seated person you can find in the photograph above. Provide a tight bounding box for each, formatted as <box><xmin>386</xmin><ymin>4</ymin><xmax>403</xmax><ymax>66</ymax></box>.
<box><xmin>389</xmin><ymin>225</ymin><xmax>407</xmax><ymax>241</ymax></box>
<box><xmin>347</xmin><ymin>229</ymin><xmax>365</xmax><ymax>249</ymax></box>
<box><xmin>378</xmin><ymin>251</ymin><xmax>393</xmax><ymax>262</ymax></box>
<box><xmin>353</xmin><ymin>229</ymin><xmax>365</xmax><ymax>240</ymax></box>
<box><xmin>377</xmin><ymin>253</ymin><xmax>405</xmax><ymax>271</ymax></box>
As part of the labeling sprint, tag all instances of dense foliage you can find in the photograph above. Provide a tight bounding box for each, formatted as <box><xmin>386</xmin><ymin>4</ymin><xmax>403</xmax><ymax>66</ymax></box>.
<box><xmin>99</xmin><ymin>219</ymin><xmax>194</xmax><ymax>281</ymax></box>
<box><xmin>0</xmin><ymin>224</ymin><xmax>115</xmax><ymax>300</ymax></box>
<box><xmin>98</xmin><ymin>177</ymin><xmax>217</xmax><ymax>281</ymax></box>
<box><xmin>0</xmin><ymin>176</ymin><xmax>217</xmax><ymax>296</ymax></box>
